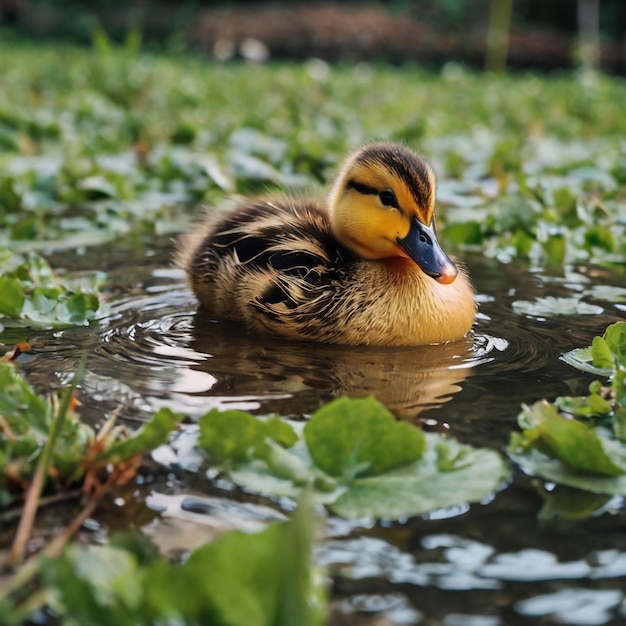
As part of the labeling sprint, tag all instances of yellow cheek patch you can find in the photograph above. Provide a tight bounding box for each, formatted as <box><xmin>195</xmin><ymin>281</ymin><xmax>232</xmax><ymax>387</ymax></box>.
<box><xmin>348</xmin><ymin>161</ymin><xmax>435</xmax><ymax>226</ymax></box>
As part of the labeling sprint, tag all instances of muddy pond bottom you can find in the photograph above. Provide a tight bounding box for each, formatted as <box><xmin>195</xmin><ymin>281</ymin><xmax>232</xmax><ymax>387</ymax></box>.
<box><xmin>12</xmin><ymin>241</ymin><xmax>626</xmax><ymax>625</ymax></box>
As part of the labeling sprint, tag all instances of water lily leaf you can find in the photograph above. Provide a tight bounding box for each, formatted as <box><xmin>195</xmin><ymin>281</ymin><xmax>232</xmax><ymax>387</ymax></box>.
<box><xmin>562</xmin><ymin>322</ymin><xmax>626</xmax><ymax>374</ymax></box>
<box><xmin>584</xmin><ymin>285</ymin><xmax>626</xmax><ymax>303</ymax></box>
<box><xmin>513</xmin><ymin>401</ymin><xmax>626</xmax><ymax>476</ymax></box>
<box><xmin>330</xmin><ymin>434</ymin><xmax>506</xmax><ymax>519</ymax></box>
<box><xmin>511</xmin><ymin>445</ymin><xmax>626</xmax><ymax>496</ymax></box>
<box><xmin>194</xmin><ymin>399</ymin><xmax>507</xmax><ymax>520</ymax></box>
<box><xmin>512</xmin><ymin>296</ymin><xmax>603</xmax><ymax>317</ymax></box>
<box><xmin>304</xmin><ymin>397</ymin><xmax>425</xmax><ymax>479</ymax></box>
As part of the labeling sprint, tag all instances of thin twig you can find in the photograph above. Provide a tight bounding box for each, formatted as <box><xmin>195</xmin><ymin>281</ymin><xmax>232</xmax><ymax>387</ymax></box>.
<box><xmin>0</xmin><ymin>489</ymin><xmax>83</xmax><ymax>524</ymax></box>
<box><xmin>0</xmin><ymin>468</ymin><xmax>117</xmax><ymax>603</ymax></box>
<box><xmin>6</xmin><ymin>360</ymin><xmax>85</xmax><ymax>567</ymax></box>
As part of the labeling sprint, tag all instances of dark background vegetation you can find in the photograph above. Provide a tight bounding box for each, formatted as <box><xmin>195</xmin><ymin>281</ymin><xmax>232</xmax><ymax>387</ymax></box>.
<box><xmin>1</xmin><ymin>0</ymin><xmax>625</xmax><ymax>72</ymax></box>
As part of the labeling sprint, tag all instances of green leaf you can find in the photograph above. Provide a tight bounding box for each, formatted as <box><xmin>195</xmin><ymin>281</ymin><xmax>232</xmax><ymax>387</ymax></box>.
<box><xmin>194</xmin><ymin>399</ymin><xmax>507</xmax><ymax>520</ymax></box>
<box><xmin>45</xmin><ymin>499</ymin><xmax>324</xmax><ymax>626</ymax></box>
<box><xmin>554</xmin><ymin>389</ymin><xmax>612</xmax><ymax>418</ymax></box>
<box><xmin>603</xmin><ymin>322</ymin><xmax>626</xmax><ymax>367</ymax></box>
<box><xmin>303</xmin><ymin>396</ymin><xmax>425</xmax><ymax>479</ymax></box>
<box><xmin>103</xmin><ymin>407</ymin><xmax>182</xmax><ymax>463</ymax></box>
<box><xmin>562</xmin><ymin>322</ymin><xmax>626</xmax><ymax>375</ymax></box>
<box><xmin>198</xmin><ymin>409</ymin><xmax>265</xmax><ymax>464</ymax></box>
<box><xmin>65</xmin><ymin>292</ymin><xmax>100</xmax><ymax>324</ymax></box>
<box><xmin>198</xmin><ymin>409</ymin><xmax>297</xmax><ymax>467</ymax></box>
<box><xmin>43</xmin><ymin>545</ymin><xmax>144</xmax><ymax>626</ymax></box>
<box><xmin>329</xmin><ymin>433</ymin><xmax>507</xmax><ymax>519</ymax></box>
<box><xmin>0</xmin><ymin>251</ymin><xmax>107</xmax><ymax>328</ymax></box>
<box><xmin>0</xmin><ymin>277</ymin><xmax>25</xmax><ymax>316</ymax></box>
<box><xmin>591</xmin><ymin>336</ymin><xmax>615</xmax><ymax>369</ymax></box>
<box><xmin>514</xmin><ymin>401</ymin><xmax>625</xmax><ymax>476</ymax></box>
<box><xmin>613</xmin><ymin>407</ymin><xmax>626</xmax><ymax>442</ymax></box>
<box><xmin>511</xmin><ymin>444</ymin><xmax>626</xmax><ymax>496</ymax></box>
<box><xmin>542</xmin><ymin>232</ymin><xmax>566</xmax><ymax>265</ymax></box>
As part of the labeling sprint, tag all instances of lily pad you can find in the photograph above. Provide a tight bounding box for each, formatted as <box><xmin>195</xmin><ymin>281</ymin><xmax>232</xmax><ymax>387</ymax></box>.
<box><xmin>511</xmin><ymin>445</ymin><xmax>626</xmax><ymax>496</ymax></box>
<box><xmin>513</xmin><ymin>401</ymin><xmax>626</xmax><ymax>476</ymax></box>
<box><xmin>196</xmin><ymin>397</ymin><xmax>508</xmax><ymax>520</ymax></box>
<box><xmin>0</xmin><ymin>251</ymin><xmax>107</xmax><ymax>328</ymax></box>
<box><xmin>512</xmin><ymin>296</ymin><xmax>603</xmax><ymax>317</ymax></box>
<box><xmin>562</xmin><ymin>322</ymin><xmax>626</xmax><ymax>374</ymax></box>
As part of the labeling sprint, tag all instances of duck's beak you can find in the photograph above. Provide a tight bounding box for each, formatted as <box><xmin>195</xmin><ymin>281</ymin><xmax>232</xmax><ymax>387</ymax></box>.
<box><xmin>397</xmin><ymin>217</ymin><xmax>458</xmax><ymax>284</ymax></box>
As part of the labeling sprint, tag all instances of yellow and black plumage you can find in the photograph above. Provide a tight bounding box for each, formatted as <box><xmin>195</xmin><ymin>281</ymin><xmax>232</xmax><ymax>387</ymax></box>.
<box><xmin>177</xmin><ymin>142</ymin><xmax>476</xmax><ymax>346</ymax></box>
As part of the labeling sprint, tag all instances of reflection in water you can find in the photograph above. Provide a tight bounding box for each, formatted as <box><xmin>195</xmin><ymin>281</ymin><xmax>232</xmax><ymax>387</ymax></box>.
<box><xmin>185</xmin><ymin>312</ymin><xmax>495</xmax><ymax>420</ymax></box>
<box><xmin>42</xmin><ymin>274</ymin><xmax>507</xmax><ymax>424</ymax></box>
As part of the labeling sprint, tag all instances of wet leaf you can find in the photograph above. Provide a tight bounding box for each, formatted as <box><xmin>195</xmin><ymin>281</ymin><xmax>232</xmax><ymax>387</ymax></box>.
<box><xmin>511</xmin><ymin>445</ymin><xmax>626</xmax><ymax>496</ymax></box>
<box><xmin>198</xmin><ymin>409</ymin><xmax>297</xmax><ymax>466</ymax></box>
<box><xmin>0</xmin><ymin>251</ymin><xmax>107</xmax><ymax>328</ymax></box>
<box><xmin>303</xmin><ymin>396</ymin><xmax>426</xmax><ymax>478</ymax></box>
<box><xmin>554</xmin><ymin>387</ymin><xmax>612</xmax><ymax>418</ymax></box>
<box><xmin>591</xmin><ymin>336</ymin><xmax>616</xmax><ymax>369</ymax></box>
<box><xmin>103</xmin><ymin>407</ymin><xmax>183</xmax><ymax>463</ymax></box>
<box><xmin>512</xmin><ymin>401</ymin><xmax>625</xmax><ymax>477</ymax></box>
<box><xmin>562</xmin><ymin>322</ymin><xmax>626</xmax><ymax>374</ymax></box>
<box><xmin>329</xmin><ymin>434</ymin><xmax>506</xmax><ymax>519</ymax></box>
<box><xmin>601</xmin><ymin>322</ymin><xmax>626</xmax><ymax>367</ymax></box>
<box><xmin>195</xmin><ymin>398</ymin><xmax>507</xmax><ymax>520</ymax></box>
<box><xmin>512</xmin><ymin>296</ymin><xmax>603</xmax><ymax>317</ymax></box>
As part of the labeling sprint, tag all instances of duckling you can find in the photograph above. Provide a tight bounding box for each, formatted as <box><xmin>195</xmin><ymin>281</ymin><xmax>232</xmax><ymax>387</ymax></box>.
<box><xmin>176</xmin><ymin>142</ymin><xmax>475</xmax><ymax>346</ymax></box>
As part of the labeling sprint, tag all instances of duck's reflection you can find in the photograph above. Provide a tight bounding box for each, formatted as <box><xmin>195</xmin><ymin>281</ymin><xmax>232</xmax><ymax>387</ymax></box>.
<box><xmin>184</xmin><ymin>312</ymin><xmax>476</xmax><ymax>421</ymax></box>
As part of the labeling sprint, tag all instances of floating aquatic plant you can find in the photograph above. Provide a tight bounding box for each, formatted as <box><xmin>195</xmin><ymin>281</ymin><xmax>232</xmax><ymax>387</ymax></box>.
<box><xmin>195</xmin><ymin>397</ymin><xmax>508</xmax><ymax>520</ymax></box>
<box><xmin>510</xmin><ymin>322</ymin><xmax>626</xmax><ymax>495</ymax></box>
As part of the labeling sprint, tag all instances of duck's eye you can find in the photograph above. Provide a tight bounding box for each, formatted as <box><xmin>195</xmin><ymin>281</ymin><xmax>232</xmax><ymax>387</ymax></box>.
<box><xmin>379</xmin><ymin>190</ymin><xmax>398</xmax><ymax>208</ymax></box>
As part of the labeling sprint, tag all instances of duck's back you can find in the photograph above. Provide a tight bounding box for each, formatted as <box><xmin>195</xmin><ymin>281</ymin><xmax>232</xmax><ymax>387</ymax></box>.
<box><xmin>178</xmin><ymin>195</ymin><xmax>357</xmax><ymax>342</ymax></box>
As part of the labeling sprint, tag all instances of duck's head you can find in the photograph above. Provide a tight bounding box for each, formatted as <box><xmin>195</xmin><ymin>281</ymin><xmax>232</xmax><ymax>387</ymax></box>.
<box><xmin>328</xmin><ymin>142</ymin><xmax>458</xmax><ymax>284</ymax></box>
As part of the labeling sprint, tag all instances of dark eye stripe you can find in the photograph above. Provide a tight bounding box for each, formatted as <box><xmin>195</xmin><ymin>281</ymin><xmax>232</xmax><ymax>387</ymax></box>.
<box><xmin>347</xmin><ymin>180</ymin><xmax>378</xmax><ymax>196</ymax></box>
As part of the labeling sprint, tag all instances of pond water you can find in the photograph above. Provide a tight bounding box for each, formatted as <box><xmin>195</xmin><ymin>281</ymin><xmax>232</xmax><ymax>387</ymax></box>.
<box><xmin>11</xmin><ymin>234</ymin><xmax>626</xmax><ymax>625</ymax></box>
